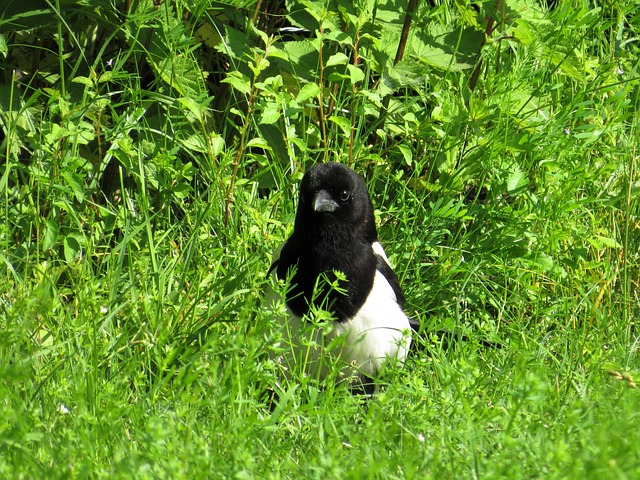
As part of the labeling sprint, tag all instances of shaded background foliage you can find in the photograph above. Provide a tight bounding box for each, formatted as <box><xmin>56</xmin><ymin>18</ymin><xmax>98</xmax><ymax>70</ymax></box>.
<box><xmin>1</xmin><ymin>0</ymin><xmax>637</xmax><ymax>327</ymax></box>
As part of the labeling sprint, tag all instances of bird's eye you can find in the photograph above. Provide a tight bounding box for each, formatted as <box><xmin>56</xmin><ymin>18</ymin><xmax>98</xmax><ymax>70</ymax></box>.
<box><xmin>338</xmin><ymin>190</ymin><xmax>350</xmax><ymax>202</ymax></box>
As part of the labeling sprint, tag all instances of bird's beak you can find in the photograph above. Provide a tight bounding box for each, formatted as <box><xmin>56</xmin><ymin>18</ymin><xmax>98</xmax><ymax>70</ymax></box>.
<box><xmin>313</xmin><ymin>190</ymin><xmax>339</xmax><ymax>212</ymax></box>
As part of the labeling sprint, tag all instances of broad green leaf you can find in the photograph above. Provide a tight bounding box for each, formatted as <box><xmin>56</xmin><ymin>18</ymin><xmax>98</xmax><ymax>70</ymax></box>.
<box><xmin>397</xmin><ymin>144</ymin><xmax>412</xmax><ymax>166</ymax></box>
<box><xmin>195</xmin><ymin>22</ymin><xmax>222</xmax><ymax>49</ymax></box>
<box><xmin>42</xmin><ymin>220</ymin><xmax>59</xmax><ymax>251</ymax></box>
<box><xmin>587</xmin><ymin>235</ymin><xmax>622</xmax><ymax>249</ymax></box>
<box><xmin>178</xmin><ymin>97</ymin><xmax>206</xmax><ymax>119</ymax></box>
<box><xmin>328</xmin><ymin>115</ymin><xmax>351</xmax><ymax>135</ymax></box>
<box><xmin>45</xmin><ymin>124</ymin><xmax>69</xmax><ymax>144</ymax></box>
<box><xmin>382</xmin><ymin>60</ymin><xmax>429</xmax><ymax>92</ymax></box>
<box><xmin>72</xmin><ymin>76</ymin><xmax>94</xmax><ymax>87</ymax></box>
<box><xmin>172</xmin><ymin>182</ymin><xmax>191</xmax><ymax>199</ymax></box>
<box><xmin>507</xmin><ymin>166</ymin><xmax>529</xmax><ymax>193</ymax></box>
<box><xmin>326</xmin><ymin>52</ymin><xmax>349</xmax><ymax>67</ymax></box>
<box><xmin>278</xmin><ymin>40</ymin><xmax>321</xmax><ymax>82</ymax></box>
<box><xmin>180</xmin><ymin>134</ymin><xmax>207</xmax><ymax>153</ymax></box>
<box><xmin>327</xmin><ymin>72</ymin><xmax>349</xmax><ymax>82</ymax></box>
<box><xmin>63</xmin><ymin>235</ymin><xmax>81</xmax><ymax>263</ymax></box>
<box><xmin>211</xmin><ymin>134</ymin><xmax>225</xmax><ymax>156</ymax></box>
<box><xmin>249</xmin><ymin>57</ymin><xmax>271</xmax><ymax>77</ymax></box>
<box><xmin>296</xmin><ymin>83</ymin><xmax>322</xmax><ymax>102</ymax></box>
<box><xmin>72</xmin><ymin>121</ymin><xmax>95</xmax><ymax>145</ymax></box>
<box><xmin>155</xmin><ymin>55</ymin><xmax>204</xmax><ymax>98</ymax></box>
<box><xmin>255</xmin><ymin>124</ymin><xmax>287</xmax><ymax>162</ymax></box>
<box><xmin>527</xmin><ymin>253</ymin><xmax>554</xmax><ymax>272</ymax></box>
<box><xmin>347</xmin><ymin>64</ymin><xmax>365</xmax><ymax>84</ymax></box>
<box><xmin>259</xmin><ymin>74</ymin><xmax>283</xmax><ymax>91</ymax></box>
<box><xmin>62</xmin><ymin>171</ymin><xmax>86</xmax><ymax>202</ymax></box>
<box><xmin>285</xmin><ymin>0</ymin><xmax>322</xmax><ymax>30</ymax></box>
<box><xmin>0</xmin><ymin>2</ymin><xmax>53</xmax><ymax>33</ymax></box>
<box><xmin>454</xmin><ymin>0</ymin><xmax>481</xmax><ymax>29</ymax></box>
<box><xmin>323</xmin><ymin>30</ymin><xmax>353</xmax><ymax>46</ymax></box>
<box><xmin>215</xmin><ymin>24</ymin><xmax>253</xmax><ymax>60</ymax></box>
<box><xmin>260</xmin><ymin>103</ymin><xmax>281</xmax><ymax>125</ymax></box>
<box><xmin>221</xmin><ymin>71</ymin><xmax>252</xmax><ymax>95</ymax></box>
<box><xmin>246</xmin><ymin>137</ymin><xmax>272</xmax><ymax>150</ymax></box>
<box><xmin>266</xmin><ymin>43</ymin><xmax>289</xmax><ymax>61</ymax></box>
<box><xmin>98</xmin><ymin>71</ymin><xmax>117</xmax><ymax>84</ymax></box>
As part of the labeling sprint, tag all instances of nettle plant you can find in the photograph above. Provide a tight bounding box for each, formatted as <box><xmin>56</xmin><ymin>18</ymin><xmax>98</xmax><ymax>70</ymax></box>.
<box><xmin>205</xmin><ymin>0</ymin><xmax>487</xmax><ymax>175</ymax></box>
<box><xmin>2</xmin><ymin>0</ymin><xmax>610</xmax><ymax>245</ymax></box>
<box><xmin>1</xmin><ymin>0</ymin><xmax>635</xmax><ymax>327</ymax></box>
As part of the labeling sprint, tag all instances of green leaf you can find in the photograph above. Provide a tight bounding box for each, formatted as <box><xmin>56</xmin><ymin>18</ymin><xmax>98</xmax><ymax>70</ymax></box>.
<box><xmin>62</xmin><ymin>171</ymin><xmax>85</xmax><ymax>203</ymax></box>
<box><xmin>172</xmin><ymin>182</ymin><xmax>191</xmax><ymax>199</ymax></box>
<box><xmin>265</xmin><ymin>44</ymin><xmax>289</xmax><ymax>61</ymax></box>
<box><xmin>42</xmin><ymin>220</ymin><xmax>59</xmax><ymax>251</ymax></box>
<box><xmin>260</xmin><ymin>103</ymin><xmax>281</xmax><ymax>125</ymax></box>
<box><xmin>71</xmin><ymin>76</ymin><xmax>94</xmax><ymax>87</ymax></box>
<box><xmin>296</xmin><ymin>83</ymin><xmax>322</xmax><ymax>102</ymax></box>
<box><xmin>454</xmin><ymin>0</ymin><xmax>481</xmax><ymax>29</ymax></box>
<box><xmin>63</xmin><ymin>235</ymin><xmax>81</xmax><ymax>263</ymax></box>
<box><xmin>587</xmin><ymin>235</ymin><xmax>622</xmax><ymax>249</ymax></box>
<box><xmin>328</xmin><ymin>115</ymin><xmax>351</xmax><ymax>135</ymax></box>
<box><xmin>0</xmin><ymin>35</ymin><xmax>9</xmax><ymax>58</ymax></box>
<box><xmin>278</xmin><ymin>40</ymin><xmax>321</xmax><ymax>83</ymax></box>
<box><xmin>211</xmin><ymin>134</ymin><xmax>225</xmax><ymax>156</ymax></box>
<box><xmin>327</xmin><ymin>72</ymin><xmax>349</xmax><ymax>82</ymax></box>
<box><xmin>285</xmin><ymin>0</ymin><xmax>321</xmax><ymax>30</ymax></box>
<box><xmin>0</xmin><ymin>2</ymin><xmax>53</xmax><ymax>33</ymax></box>
<box><xmin>216</xmin><ymin>25</ymin><xmax>253</xmax><ymax>60</ymax></box>
<box><xmin>506</xmin><ymin>166</ymin><xmax>529</xmax><ymax>193</ymax></box>
<box><xmin>325</xmin><ymin>52</ymin><xmax>349</xmax><ymax>67</ymax></box>
<box><xmin>347</xmin><ymin>64</ymin><xmax>365</xmax><ymax>84</ymax></box>
<box><xmin>323</xmin><ymin>30</ymin><xmax>353</xmax><ymax>46</ymax></box>
<box><xmin>527</xmin><ymin>253</ymin><xmax>554</xmax><ymax>272</ymax></box>
<box><xmin>178</xmin><ymin>97</ymin><xmax>206</xmax><ymax>120</ymax></box>
<box><xmin>72</xmin><ymin>121</ymin><xmax>95</xmax><ymax>145</ymax></box>
<box><xmin>246</xmin><ymin>137</ymin><xmax>272</xmax><ymax>150</ymax></box>
<box><xmin>155</xmin><ymin>55</ymin><xmax>204</xmax><ymax>98</ymax></box>
<box><xmin>221</xmin><ymin>71</ymin><xmax>252</xmax><ymax>95</ymax></box>
<box><xmin>397</xmin><ymin>144</ymin><xmax>412</xmax><ymax>166</ymax></box>
<box><xmin>180</xmin><ymin>133</ymin><xmax>207</xmax><ymax>153</ymax></box>
<box><xmin>382</xmin><ymin>60</ymin><xmax>430</xmax><ymax>92</ymax></box>
<box><xmin>45</xmin><ymin>123</ymin><xmax>69</xmax><ymax>144</ymax></box>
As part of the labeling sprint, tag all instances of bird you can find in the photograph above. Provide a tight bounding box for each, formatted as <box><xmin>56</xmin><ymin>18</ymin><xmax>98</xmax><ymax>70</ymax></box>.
<box><xmin>267</xmin><ymin>162</ymin><xmax>414</xmax><ymax>392</ymax></box>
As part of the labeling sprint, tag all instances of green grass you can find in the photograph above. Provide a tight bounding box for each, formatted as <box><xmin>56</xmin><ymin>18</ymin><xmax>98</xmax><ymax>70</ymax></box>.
<box><xmin>1</xmin><ymin>0</ymin><xmax>640</xmax><ymax>478</ymax></box>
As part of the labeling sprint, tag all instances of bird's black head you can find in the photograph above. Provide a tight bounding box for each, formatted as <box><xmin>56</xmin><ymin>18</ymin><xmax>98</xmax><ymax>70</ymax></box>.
<box><xmin>277</xmin><ymin>162</ymin><xmax>379</xmax><ymax>320</ymax></box>
<box><xmin>295</xmin><ymin>162</ymin><xmax>377</xmax><ymax>242</ymax></box>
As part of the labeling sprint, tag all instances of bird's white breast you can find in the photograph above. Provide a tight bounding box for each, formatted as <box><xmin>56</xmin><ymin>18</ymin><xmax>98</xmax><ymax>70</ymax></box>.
<box><xmin>330</xmin><ymin>269</ymin><xmax>411</xmax><ymax>377</ymax></box>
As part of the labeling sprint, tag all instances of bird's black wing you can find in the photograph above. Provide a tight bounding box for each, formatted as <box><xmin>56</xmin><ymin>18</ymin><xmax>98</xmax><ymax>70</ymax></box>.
<box><xmin>267</xmin><ymin>260</ymin><xmax>278</xmax><ymax>278</ymax></box>
<box><xmin>266</xmin><ymin>240</ymin><xmax>287</xmax><ymax>279</ymax></box>
<box><xmin>407</xmin><ymin>316</ymin><xmax>422</xmax><ymax>333</ymax></box>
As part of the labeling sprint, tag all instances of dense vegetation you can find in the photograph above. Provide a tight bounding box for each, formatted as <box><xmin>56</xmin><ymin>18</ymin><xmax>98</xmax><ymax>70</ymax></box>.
<box><xmin>1</xmin><ymin>0</ymin><xmax>639</xmax><ymax>477</ymax></box>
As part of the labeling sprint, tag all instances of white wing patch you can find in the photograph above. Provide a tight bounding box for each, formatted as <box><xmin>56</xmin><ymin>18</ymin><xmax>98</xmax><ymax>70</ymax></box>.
<box><xmin>371</xmin><ymin>241</ymin><xmax>389</xmax><ymax>262</ymax></box>
<box><xmin>371</xmin><ymin>240</ymin><xmax>398</xmax><ymax>302</ymax></box>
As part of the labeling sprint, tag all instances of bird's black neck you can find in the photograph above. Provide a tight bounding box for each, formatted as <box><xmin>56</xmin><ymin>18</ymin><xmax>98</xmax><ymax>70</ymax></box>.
<box><xmin>279</xmin><ymin>217</ymin><xmax>377</xmax><ymax>322</ymax></box>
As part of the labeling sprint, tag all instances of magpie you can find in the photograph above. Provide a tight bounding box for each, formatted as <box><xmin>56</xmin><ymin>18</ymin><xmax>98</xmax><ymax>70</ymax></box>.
<box><xmin>268</xmin><ymin>162</ymin><xmax>414</xmax><ymax>390</ymax></box>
